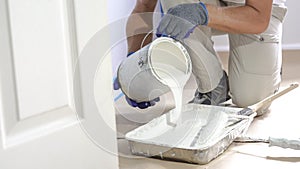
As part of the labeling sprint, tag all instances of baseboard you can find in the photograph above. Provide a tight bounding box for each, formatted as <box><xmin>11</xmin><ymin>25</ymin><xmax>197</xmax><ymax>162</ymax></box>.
<box><xmin>215</xmin><ymin>43</ymin><xmax>300</xmax><ymax>52</ymax></box>
<box><xmin>282</xmin><ymin>43</ymin><xmax>300</xmax><ymax>50</ymax></box>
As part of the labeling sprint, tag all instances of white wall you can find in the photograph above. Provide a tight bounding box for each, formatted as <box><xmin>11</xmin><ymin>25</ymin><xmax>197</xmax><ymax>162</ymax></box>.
<box><xmin>107</xmin><ymin>1</ymin><xmax>135</xmax><ymax>75</ymax></box>
<box><xmin>281</xmin><ymin>0</ymin><xmax>300</xmax><ymax>49</ymax></box>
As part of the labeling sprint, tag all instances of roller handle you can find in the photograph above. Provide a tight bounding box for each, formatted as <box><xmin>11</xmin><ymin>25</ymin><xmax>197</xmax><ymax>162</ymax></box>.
<box><xmin>249</xmin><ymin>83</ymin><xmax>299</xmax><ymax>112</ymax></box>
<box><xmin>269</xmin><ymin>137</ymin><xmax>300</xmax><ymax>150</ymax></box>
<box><xmin>235</xmin><ymin>136</ymin><xmax>300</xmax><ymax>150</ymax></box>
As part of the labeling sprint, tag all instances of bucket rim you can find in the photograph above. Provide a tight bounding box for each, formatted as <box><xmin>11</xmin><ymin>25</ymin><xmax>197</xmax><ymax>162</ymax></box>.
<box><xmin>147</xmin><ymin>37</ymin><xmax>192</xmax><ymax>84</ymax></box>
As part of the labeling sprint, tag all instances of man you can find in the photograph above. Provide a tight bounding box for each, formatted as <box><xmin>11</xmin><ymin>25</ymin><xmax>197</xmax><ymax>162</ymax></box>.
<box><xmin>116</xmin><ymin>0</ymin><xmax>287</xmax><ymax>115</ymax></box>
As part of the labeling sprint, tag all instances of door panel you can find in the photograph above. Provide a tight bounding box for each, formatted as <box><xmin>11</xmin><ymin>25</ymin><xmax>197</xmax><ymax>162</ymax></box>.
<box><xmin>9</xmin><ymin>0</ymin><xmax>70</xmax><ymax>119</ymax></box>
<box><xmin>0</xmin><ymin>0</ymin><xmax>119</xmax><ymax>168</ymax></box>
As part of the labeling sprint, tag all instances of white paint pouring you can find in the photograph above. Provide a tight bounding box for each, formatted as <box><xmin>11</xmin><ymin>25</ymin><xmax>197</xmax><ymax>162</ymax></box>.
<box><xmin>151</xmin><ymin>64</ymin><xmax>189</xmax><ymax>126</ymax></box>
<box><xmin>149</xmin><ymin>40</ymin><xmax>191</xmax><ymax>126</ymax></box>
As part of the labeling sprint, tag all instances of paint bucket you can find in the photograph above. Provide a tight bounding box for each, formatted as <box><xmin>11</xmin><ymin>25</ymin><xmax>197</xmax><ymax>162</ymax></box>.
<box><xmin>117</xmin><ymin>37</ymin><xmax>192</xmax><ymax>102</ymax></box>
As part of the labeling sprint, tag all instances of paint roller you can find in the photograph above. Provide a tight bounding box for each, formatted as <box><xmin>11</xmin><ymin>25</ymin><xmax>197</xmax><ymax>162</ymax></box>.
<box><xmin>237</xmin><ymin>83</ymin><xmax>299</xmax><ymax>117</ymax></box>
<box><xmin>233</xmin><ymin>82</ymin><xmax>300</xmax><ymax>150</ymax></box>
<box><xmin>235</xmin><ymin>136</ymin><xmax>300</xmax><ymax>150</ymax></box>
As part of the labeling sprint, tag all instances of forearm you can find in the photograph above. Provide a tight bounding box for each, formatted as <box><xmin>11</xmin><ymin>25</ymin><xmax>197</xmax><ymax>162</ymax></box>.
<box><xmin>206</xmin><ymin>0</ymin><xmax>273</xmax><ymax>34</ymax></box>
<box><xmin>126</xmin><ymin>0</ymin><xmax>157</xmax><ymax>53</ymax></box>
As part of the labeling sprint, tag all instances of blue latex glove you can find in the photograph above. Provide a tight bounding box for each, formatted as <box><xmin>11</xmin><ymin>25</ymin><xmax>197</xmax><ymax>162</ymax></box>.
<box><xmin>113</xmin><ymin>52</ymin><xmax>160</xmax><ymax>109</ymax></box>
<box><xmin>157</xmin><ymin>2</ymin><xmax>208</xmax><ymax>40</ymax></box>
<box><xmin>113</xmin><ymin>78</ymin><xmax>160</xmax><ymax>109</ymax></box>
<box><xmin>125</xmin><ymin>97</ymin><xmax>160</xmax><ymax>109</ymax></box>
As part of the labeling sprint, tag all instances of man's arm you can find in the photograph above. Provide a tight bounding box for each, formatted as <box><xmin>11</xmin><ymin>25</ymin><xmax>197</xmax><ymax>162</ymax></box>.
<box><xmin>127</xmin><ymin>0</ymin><xmax>157</xmax><ymax>54</ymax></box>
<box><xmin>206</xmin><ymin>0</ymin><xmax>273</xmax><ymax>34</ymax></box>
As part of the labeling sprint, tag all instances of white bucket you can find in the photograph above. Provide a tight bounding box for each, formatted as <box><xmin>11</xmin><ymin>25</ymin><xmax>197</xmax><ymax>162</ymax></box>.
<box><xmin>117</xmin><ymin>37</ymin><xmax>192</xmax><ymax>102</ymax></box>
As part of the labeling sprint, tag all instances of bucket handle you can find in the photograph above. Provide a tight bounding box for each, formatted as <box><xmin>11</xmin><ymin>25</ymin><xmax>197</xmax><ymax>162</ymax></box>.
<box><xmin>140</xmin><ymin>30</ymin><xmax>154</xmax><ymax>50</ymax></box>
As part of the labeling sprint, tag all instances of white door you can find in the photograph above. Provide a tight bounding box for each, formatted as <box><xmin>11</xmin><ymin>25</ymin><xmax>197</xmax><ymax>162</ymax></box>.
<box><xmin>0</xmin><ymin>0</ymin><xmax>119</xmax><ymax>169</ymax></box>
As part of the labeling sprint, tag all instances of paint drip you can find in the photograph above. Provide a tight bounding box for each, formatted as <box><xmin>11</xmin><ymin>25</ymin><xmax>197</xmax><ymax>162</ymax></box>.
<box><xmin>154</xmin><ymin>65</ymin><xmax>189</xmax><ymax>126</ymax></box>
<box><xmin>150</xmin><ymin>43</ymin><xmax>190</xmax><ymax>126</ymax></box>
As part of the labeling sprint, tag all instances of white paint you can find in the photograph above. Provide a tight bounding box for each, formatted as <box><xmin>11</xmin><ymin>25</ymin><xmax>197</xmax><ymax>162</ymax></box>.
<box><xmin>126</xmin><ymin>104</ymin><xmax>235</xmax><ymax>149</ymax></box>
<box><xmin>153</xmin><ymin>65</ymin><xmax>187</xmax><ymax>125</ymax></box>
<box><xmin>150</xmin><ymin>40</ymin><xmax>191</xmax><ymax>125</ymax></box>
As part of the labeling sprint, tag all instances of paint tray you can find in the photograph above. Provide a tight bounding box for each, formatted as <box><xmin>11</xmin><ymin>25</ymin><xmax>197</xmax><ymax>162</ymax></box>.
<box><xmin>125</xmin><ymin>104</ymin><xmax>250</xmax><ymax>164</ymax></box>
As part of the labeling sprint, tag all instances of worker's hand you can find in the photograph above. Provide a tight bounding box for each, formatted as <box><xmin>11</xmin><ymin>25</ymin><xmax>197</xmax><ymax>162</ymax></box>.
<box><xmin>157</xmin><ymin>2</ymin><xmax>208</xmax><ymax>40</ymax></box>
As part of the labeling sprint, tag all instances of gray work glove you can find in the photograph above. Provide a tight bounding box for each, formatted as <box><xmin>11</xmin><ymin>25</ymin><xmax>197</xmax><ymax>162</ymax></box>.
<box><xmin>157</xmin><ymin>2</ymin><xmax>208</xmax><ymax>40</ymax></box>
